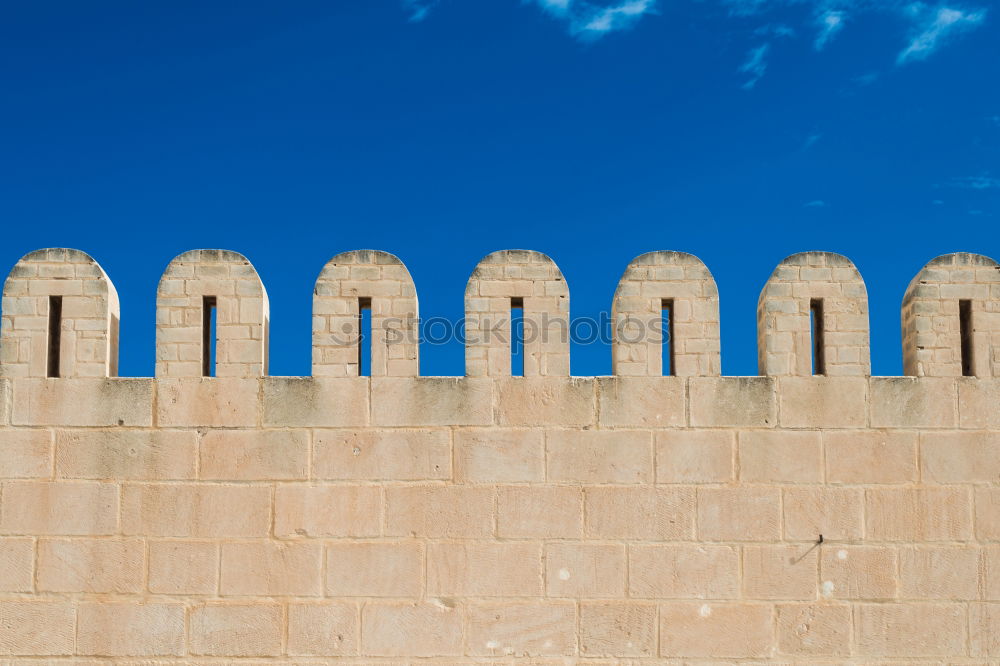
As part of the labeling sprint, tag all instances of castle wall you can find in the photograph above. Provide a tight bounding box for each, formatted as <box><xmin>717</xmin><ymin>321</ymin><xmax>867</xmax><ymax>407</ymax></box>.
<box><xmin>0</xmin><ymin>248</ymin><xmax>999</xmax><ymax>662</ymax></box>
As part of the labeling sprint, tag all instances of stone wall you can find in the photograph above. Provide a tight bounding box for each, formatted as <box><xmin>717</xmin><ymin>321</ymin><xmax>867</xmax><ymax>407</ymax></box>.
<box><xmin>0</xmin><ymin>248</ymin><xmax>999</xmax><ymax>662</ymax></box>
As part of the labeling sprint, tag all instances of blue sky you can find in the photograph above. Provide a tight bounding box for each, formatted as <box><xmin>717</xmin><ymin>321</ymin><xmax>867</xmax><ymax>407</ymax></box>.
<box><xmin>1</xmin><ymin>0</ymin><xmax>997</xmax><ymax>377</ymax></box>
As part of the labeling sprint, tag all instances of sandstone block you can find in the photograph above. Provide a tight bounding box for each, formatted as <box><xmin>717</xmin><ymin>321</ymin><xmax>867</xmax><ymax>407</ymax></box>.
<box><xmin>579</xmin><ymin>602</ymin><xmax>657</xmax><ymax>657</ymax></box>
<box><xmin>0</xmin><ymin>538</ymin><xmax>33</xmax><ymax>592</ymax></box>
<box><xmin>200</xmin><ymin>429</ymin><xmax>308</xmax><ymax>480</ymax></box>
<box><xmin>959</xmin><ymin>378</ymin><xmax>1000</xmax><ymax>428</ymax></box>
<box><xmin>899</xmin><ymin>546</ymin><xmax>981</xmax><ymax>599</ymax></box>
<box><xmin>628</xmin><ymin>544</ymin><xmax>738</xmax><ymax>598</ymax></box>
<box><xmin>688</xmin><ymin>377</ymin><xmax>776</xmax><ymax>427</ymax></box>
<box><xmin>0</xmin><ymin>429</ymin><xmax>51</xmax><ymax>478</ymax></box>
<box><xmin>262</xmin><ymin>377</ymin><xmax>369</xmax><ymax>426</ymax></box>
<box><xmin>189</xmin><ymin>603</ymin><xmax>283</xmax><ymax>656</ymax></box>
<box><xmin>426</xmin><ymin>541</ymin><xmax>542</xmax><ymax>597</ymax></box>
<box><xmin>865</xmin><ymin>487</ymin><xmax>972</xmax><ymax>541</ymax></box>
<box><xmin>585</xmin><ymin>486</ymin><xmax>695</xmax><ymax>539</ymax></box>
<box><xmin>976</xmin><ymin>487</ymin><xmax>1000</xmax><ymax>539</ymax></box>
<box><xmin>921</xmin><ymin>431</ymin><xmax>1000</xmax><ymax>483</ymax></box>
<box><xmin>315</xmin><ymin>428</ymin><xmax>450</xmax><ymax>480</ymax></box>
<box><xmin>658</xmin><ymin>602</ymin><xmax>772</xmax><ymax>658</ymax></box>
<box><xmin>547</xmin><ymin>430</ymin><xmax>653</xmax><ymax>483</ymax></box>
<box><xmin>275</xmin><ymin>484</ymin><xmax>381</xmax><ymax>538</ymax></box>
<box><xmin>385</xmin><ymin>486</ymin><xmax>493</xmax><ymax>537</ymax></box>
<box><xmin>496</xmin><ymin>378</ymin><xmax>595</xmax><ymax>426</ymax></box>
<box><xmin>0</xmin><ymin>481</ymin><xmax>117</xmax><ymax>535</ymax></box>
<box><xmin>854</xmin><ymin>602</ymin><xmax>966</xmax><ymax>657</ymax></box>
<box><xmin>220</xmin><ymin>541</ymin><xmax>323</xmax><ymax>596</ymax></box>
<box><xmin>361</xmin><ymin>602</ymin><xmax>463</xmax><ymax>657</ymax></box>
<box><xmin>597</xmin><ymin>377</ymin><xmax>685</xmax><ymax>427</ymax></box>
<box><xmin>122</xmin><ymin>483</ymin><xmax>270</xmax><ymax>537</ymax></box>
<box><xmin>0</xmin><ymin>600</ymin><xmax>75</xmax><ymax>655</ymax></box>
<box><xmin>455</xmin><ymin>429</ymin><xmax>544</xmax><ymax>482</ymax></box>
<box><xmin>55</xmin><ymin>429</ymin><xmax>195</xmax><ymax>480</ymax></box>
<box><xmin>655</xmin><ymin>430</ymin><xmax>734</xmax><ymax>483</ymax></box>
<box><xmin>697</xmin><ymin>487</ymin><xmax>780</xmax><ymax>541</ymax></box>
<box><xmin>870</xmin><ymin>377</ymin><xmax>957</xmax><ymax>428</ymax></box>
<box><xmin>326</xmin><ymin>542</ymin><xmax>422</xmax><ymax>597</ymax></box>
<box><xmin>776</xmin><ymin>603</ymin><xmax>851</xmax><ymax>656</ymax></box>
<box><xmin>545</xmin><ymin>542</ymin><xmax>625</xmax><ymax>598</ymax></box>
<box><xmin>739</xmin><ymin>430</ymin><xmax>822</xmax><ymax>483</ymax></box>
<box><xmin>465</xmin><ymin>602</ymin><xmax>576</xmax><ymax>657</ymax></box>
<box><xmin>741</xmin><ymin>545</ymin><xmax>817</xmax><ymax>600</ymax></box>
<box><xmin>155</xmin><ymin>378</ymin><xmax>258</xmax><ymax>427</ymax></box>
<box><xmin>497</xmin><ymin>485</ymin><xmax>582</xmax><ymax>538</ymax></box>
<box><xmin>971</xmin><ymin>602</ymin><xmax>1000</xmax><ymax>657</ymax></box>
<box><xmin>12</xmin><ymin>378</ymin><xmax>152</xmax><ymax>426</ymax></box>
<box><xmin>777</xmin><ymin>376</ymin><xmax>868</xmax><ymax>427</ymax></box>
<box><xmin>287</xmin><ymin>602</ymin><xmax>359</xmax><ymax>656</ymax></box>
<box><xmin>148</xmin><ymin>540</ymin><xmax>219</xmax><ymax>594</ymax></box>
<box><xmin>37</xmin><ymin>538</ymin><xmax>143</xmax><ymax>593</ymax></box>
<box><xmin>820</xmin><ymin>545</ymin><xmax>897</xmax><ymax>600</ymax></box>
<box><xmin>371</xmin><ymin>377</ymin><xmax>491</xmax><ymax>426</ymax></box>
<box><xmin>76</xmin><ymin>602</ymin><xmax>185</xmax><ymax>656</ymax></box>
<box><xmin>783</xmin><ymin>487</ymin><xmax>863</xmax><ymax>540</ymax></box>
<box><xmin>824</xmin><ymin>430</ymin><xmax>917</xmax><ymax>483</ymax></box>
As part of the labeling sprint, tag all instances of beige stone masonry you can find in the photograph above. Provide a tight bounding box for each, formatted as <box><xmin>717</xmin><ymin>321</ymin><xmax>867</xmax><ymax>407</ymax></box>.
<box><xmin>612</xmin><ymin>251</ymin><xmax>721</xmax><ymax>376</ymax></box>
<box><xmin>465</xmin><ymin>249</ymin><xmax>569</xmax><ymax>377</ymax></box>
<box><xmin>155</xmin><ymin>249</ymin><xmax>268</xmax><ymax>378</ymax></box>
<box><xmin>903</xmin><ymin>252</ymin><xmax>1000</xmax><ymax>378</ymax></box>
<box><xmin>313</xmin><ymin>249</ymin><xmax>419</xmax><ymax>377</ymax></box>
<box><xmin>758</xmin><ymin>251</ymin><xmax>871</xmax><ymax>376</ymax></box>
<box><xmin>1</xmin><ymin>248</ymin><xmax>120</xmax><ymax>378</ymax></box>
<box><xmin>0</xmin><ymin>248</ymin><xmax>999</xmax><ymax>661</ymax></box>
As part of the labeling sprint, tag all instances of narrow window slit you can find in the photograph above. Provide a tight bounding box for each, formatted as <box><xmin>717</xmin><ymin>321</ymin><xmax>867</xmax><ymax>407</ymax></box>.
<box><xmin>358</xmin><ymin>297</ymin><xmax>372</xmax><ymax>377</ymax></box>
<box><xmin>810</xmin><ymin>298</ymin><xmax>825</xmax><ymax>376</ymax></box>
<box><xmin>47</xmin><ymin>295</ymin><xmax>62</xmax><ymax>378</ymax></box>
<box><xmin>202</xmin><ymin>296</ymin><xmax>217</xmax><ymax>377</ymax></box>
<box><xmin>960</xmin><ymin>299</ymin><xmax>974</xmax><ymax>377</ymax></box>
<box><xmin>661</xmin><ymin>298</ymin><xmax>675</xmax><ymax>376</ymax></box>
<box><xmin>511</xmin><ymin>297</ymin><xmax>524</xmax><ymax>377</ymax></box>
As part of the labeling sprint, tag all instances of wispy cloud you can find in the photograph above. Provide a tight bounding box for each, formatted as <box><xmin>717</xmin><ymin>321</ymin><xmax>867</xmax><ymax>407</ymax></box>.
<box><xmin>526</xmin><ymin>0</ymin><xmax>658</xmax><ymax>40</ymax></box>
<box><xmin>803</xmin><ymin>132</ymin><xmax>823</xmax><ymax>150</ymax></box>
<box><xmin>815</xmin><ymin>10</ymin><xmax>846</xmax><ymax>50</ymax></box>
<box><xmin>739</xmin><ymin>44</ymin><xmax>769</xmax><ymax>89</ymax></box>
<box><xmin>403</xmin><ymin>0</ymin><xmax>439</xmax><ymax>22</ymax></box>
<box><xmin>897</xmin><ymin>5</ymin><xmax>987</xmax><ymax>64</ymax></box>
<box><xmin>948</xmin><ymin>175</ymin><xmax>1000</xmax><ymax>189</ymax></box>
<box><xmin>804</xmin><ymin>199</ymin><xmax>827</xmax><ymax>207</ymax></box>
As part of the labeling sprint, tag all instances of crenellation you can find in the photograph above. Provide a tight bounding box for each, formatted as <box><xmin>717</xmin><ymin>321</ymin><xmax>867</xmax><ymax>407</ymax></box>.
<box><xmin>1</xmin><ymin>247</ymin><xmax>999</xmax><ymax>661</ymax></box>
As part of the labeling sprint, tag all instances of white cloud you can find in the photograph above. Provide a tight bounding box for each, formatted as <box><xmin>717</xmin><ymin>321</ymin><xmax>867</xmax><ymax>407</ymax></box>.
<box><xmin>815</xmin><ymin>10</ymin><xmax>846</xmax><ymax>50</ymax></box>
<box><xmin>948</xmin><ymin>175</ymin><xmax>1000</xmax><ymax>189</ymax></box>
<box><xmin>804</xmin><ymin>199</ymin><xmax>827</xmax><ymax>207</ymax></box>
<box><xmin>739</xmin><ymin>43</ymin><xmax>770</xmax><ymax>89</ymax></box>
<box><xmin>523</xmin><ymin>0</ymin><xmax>658</xmax><ymax>40</ymax></box>
<box><xmin>897</xmin><ymin>5</ymin><xmax>987</xmax><ymax>64</ymax></box>
<box><xmin>803</xmin><ymin>132</ymin><xmax>823</xmax><ymax>149</ymax></box>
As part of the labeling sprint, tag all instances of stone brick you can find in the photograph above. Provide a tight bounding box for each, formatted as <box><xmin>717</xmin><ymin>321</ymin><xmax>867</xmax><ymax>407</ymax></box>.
<box><xmin>0</xmin><ymin>429</ymin><xmax>51</xmax><ymax>478</ymax></box>
<box><xmin>985</xmin><ymin>545</ymin><xmax>1000</xmax><ymax>599</ymax></box>
<box><xmin>854</xmin><ymin>603</ymin><xmax>966</xmax><ymax>657</ymax></box>
<box><xmin>777</xmin><ymin>377</ymin><xmax>868</xmax><ymax>428</ymax></box>
<box><xmin>959</xmin><ymin>378</ymin><xmax>1000</xmax><ymax>428</ymax></box>
<box><xmin>455</xmin><ymin>429</ymin><xmax>544</xmax><ymax>482</ymax></box>
<box><xmin>783</xmin><ymin>487</ymin><xmax>863</xmax><ymax>540</ymax></box>
<box><xmin>545</xmin><ymin>543</ymin><xmax>625</xmax><ymax>598</ymax></box>
<box><xmin>0</xmin><ymin>601</ymin><xmax>75</xmax><ymax>656</ymax></box>
<box><xmin>371</xmin><ymin>377</ymin><xmax>491</xmax><ymax>426</ymax></box>
<box><xmin>585</xmin><ymin>487</ymin><xmax>695</xmax><ymax>539</ymax></box>
<box><xmin>697</xmin><ymin>487</ymin><xmax>781</xmax><ymax>541</ymax></box>
<box><xmin>739</xmin><ymin>430</ymin><xmax>822</xmax><ymax>483</ymax></box>
<box><xmin>199</xmin><ymin>429</ymin><xmax>308</xmax><ymax>480</ymax></box>
<box><xmin>820</xmin><ymin>545</ymin><xmax>897</xmax><ymax>600</ymax></box>
<box><xmin>465</xmin><ymin>602</ymin><xmax>576</xmax><ymax>657</ymax></box>
<box><xmin>0</xmin><ymin>379</ymin><xmax>10</xmax><ymax>425</ymax></box>
<box><xmin>385</xmin><ymin>486</ymin><xmax>493</xmax><ymax>537</ymax></box>
<box><xmin>426</xmin><ymin>542</ymin><xmax>542</xmax><ymax>597</ymax></box>
<box><xmin>776</xmin><ymin>603</ymin><xmax>851</xmax><ymax>656</ymax></box>
<box><xmin>55</xmin><ymin>429</ymin><xmax>195</xmax><ymax>479</ymax></box>
<box><xmin>0</xmin><ymin>481</ymin><xmax>117</xmax><ymax>535</ymax></box>
<box><xmin>497</xmin><ymin>486</ymin><xmax>582</xmax><ymax>538</ymax></box>
<box><xmin>189</xmin><ymin>603</ymin><xmax>283</xmax><ymax>656</ymax></box>
<box><xmin>688</xmin><ymin>377</ymin><xmax>776</xmax><ymax>427</ymax></box>
<box><xmin>597</xmin><ymin>377</ymin><xmax>685</xmax><ymax>427</ymax></box>
<box><xmin>976</xmin><ymin>487</ymin><xmax>1000</xmax><ymax>539</ymax></box>
<box><xmin>547</xmin><ymin>430</ymin><xmax>652</xmax><ymax>483</ymax></box>
<box><xmin>122</xmin><ymin>483</ymin><xmax>271</xmax><ymax>537</ymax></box>
<box><xmin>579</xmin><ymin>602</ymin><xmax>657</xmax><ymax>657</ymax></box>
<box><xmin>628</xmin><ymin>544</ymin><xmax>739</xmax><ymax>598</ymax></box>
<box><xmin>496</xmin><ymin>378</ymin><xmax>595</xmax><ymax>426</ymax></box>
<box><xmin>37</xmin><ymin>538</ymin><xmax>143</xmax><ymax>593</ymax></box>
<box><xmin>76</xmin><ymin>602</ymin><xmax>185</xmax><ymax>656</ymax></box>
<box><xmin>262</xmin><ymin>377</ymin><xmax>369</xmax><ymax>426</ymax></box>
<box><xmin>865</xmin><ymin>487</ymin><xmax>972</xmax><ymax>541</ymax></box>
<box><xmin>148</xmin><ymin>540</ymin><xmax>218</xmax><ymax>594</ymax></box>
<box><xmin>12</xmin><ymin>378</ymin><xmax>152</xmax><ymax>426</ymax></box>
<box><xmin>658</xmin><ymin>602</ymin><xmax>773</xmax><ymax>658</ymax></box>
<box><xmin>655</xmin><ymin>430</ymin><xmax>734</xmax><ymax>483</ymax></box>
<box><xmin>315</xmin><ymin>428</ymin><xmax>450</xmax><ymax>480</ymax></box>
<box><xmin>870</xmin><ymin>377</ymin><xmax>957</xmax><ymax>428</ymax></box>
<box><xmin>287</xmin><ymin>602</ymin><xmax>359</xmax><ymax>656</ymax></box>
<box><xmin>274</xmin><ymin>484</ymin><xmax>382</xmax><ymax>538</ymax></box>
<box><xmin>326</xmin><ymin>542</ymin><xmax>422</xmax><ymax>597</ymax></box>
<box><xmin>971</xmin><ymin>602</ymin><xmax>1000</xmax><ymax>657</ymax></box>
<box><xmin>899</xmin><ymin>546</ymin><xmax>981</xmax><ymax>599</ymax></box>
<box><xmin>361</xmin><ymin>602</ymin><xmax>463</xmax><ymax>657</ymax></box>
<box><xmin>220</xmin><ymin>541</ymin><xmax>323</xmax><ymax>596</ymax></box>
<box><xmin>155</xmin><ymin>378</ymin><xmax>258</xmax><ymax>427</ymax></box>
<box><xmin>741</xmin><ymin>545</ymin><xmax>818</xmax><ymax>600</ymax></box>
<box><xmin>824</xmin><ymin>430</ymin><xmax>917</xmax><ymax>483</ymax></box>
<box><xmin>0</xmin><ymin>538</ymin><xmax>33</xmax><ymax>592</ymax></box>
<box><xmin>921</xmin><ymin>431</ymin><xmax>1000</xmax><ymax>483</ymax></box>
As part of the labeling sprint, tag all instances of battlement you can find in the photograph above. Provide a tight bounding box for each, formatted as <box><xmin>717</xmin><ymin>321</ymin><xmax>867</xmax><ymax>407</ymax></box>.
<box><xmin>1</xmin><ymin>248</ymin><xmax>1000</xmax><ymax>661</ymax></box>
<box><xmin>3</xmin><ymin>247</ymin><xmax>1000</xmax><ymax>379</ymax></box>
